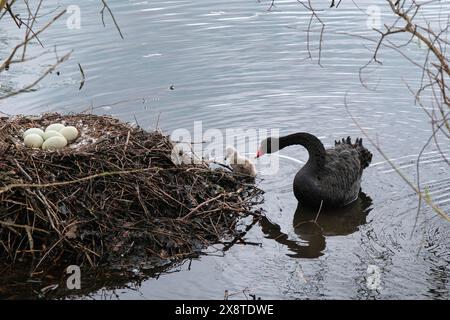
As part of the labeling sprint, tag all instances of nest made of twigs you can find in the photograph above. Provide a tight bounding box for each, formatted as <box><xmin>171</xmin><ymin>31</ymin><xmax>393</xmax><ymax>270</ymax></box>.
<box><xmin>0</xmin><ymin>113</ymin><xmax>263</xmax><ymax>270</ymax></box>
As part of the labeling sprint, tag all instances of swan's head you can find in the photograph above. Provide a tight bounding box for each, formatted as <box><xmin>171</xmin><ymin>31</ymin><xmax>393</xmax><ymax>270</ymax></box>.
<box><xmin>256</xmin><ymin>137</ymin><xmax>279</xmax><ymax>158</ymax></box>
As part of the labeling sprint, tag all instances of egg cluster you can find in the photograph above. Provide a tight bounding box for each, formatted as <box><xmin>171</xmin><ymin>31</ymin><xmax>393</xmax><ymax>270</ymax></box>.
<box><xmin>23</xmin><ymin>123</ymin><xmax>79</xmax><ymax>150</ymax></box>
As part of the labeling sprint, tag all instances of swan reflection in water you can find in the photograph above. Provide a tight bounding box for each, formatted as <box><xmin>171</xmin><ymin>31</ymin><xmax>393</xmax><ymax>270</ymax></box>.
<box><xmin>259</xmin><ymin>192</ymin><xmax>373</xmax><ymax>258</ymax></box>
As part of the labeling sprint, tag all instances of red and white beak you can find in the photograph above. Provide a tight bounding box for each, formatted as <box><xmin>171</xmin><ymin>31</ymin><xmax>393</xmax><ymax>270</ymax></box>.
<box><xmin>256</xmin><ymin>150</ymin><xmax>263</xmax><ymax>158</ymax></box>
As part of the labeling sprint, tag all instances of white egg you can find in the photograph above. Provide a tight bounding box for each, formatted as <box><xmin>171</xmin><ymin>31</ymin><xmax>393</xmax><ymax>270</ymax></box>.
<box><xmin>23</xmin><ymin>128</ymin><xmax>44</xmax><ymax>139</ymax></box>
<box><xmin>42</xmin><ymin>136</ymin><xmax>67</xmax><ymax>150</ymax></box>
<box><xmin>24</xmin><ymin>133</ymin><xmax>44</xmax><ymax>148</ymax></box>
<box><xmin>59</xmin><ymin>126</ymin><xmax>79</xmax><ymax>142</ymax></box>
<box><xmin>45</xmin><ymin>123</ymin><xmax>65</xmax><ymax>132</ymax></box>
<box><xmin>43</xmin><ymin>130</ymin><xmax>64</xmax><ymax>141</ymax></box>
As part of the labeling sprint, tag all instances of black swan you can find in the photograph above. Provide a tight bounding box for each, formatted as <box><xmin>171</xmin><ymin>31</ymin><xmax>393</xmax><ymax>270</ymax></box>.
<box><xmin>256</xmin><ymin>133</ymin><xmax>372</xmax><ymax>207</ymax></box>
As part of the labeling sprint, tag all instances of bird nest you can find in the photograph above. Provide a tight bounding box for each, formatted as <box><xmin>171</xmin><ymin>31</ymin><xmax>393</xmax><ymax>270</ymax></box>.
<box><xmin>0</xmin><ymin>113</ymin><xmax>263</xmax><ymax>271</ymax></box>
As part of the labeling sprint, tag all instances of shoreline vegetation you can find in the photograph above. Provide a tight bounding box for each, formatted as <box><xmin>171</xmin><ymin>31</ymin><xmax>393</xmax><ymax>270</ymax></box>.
<box><xmin>0</xmin><ymin>113</ymin><xmax>263</xmax><ymax>272</ymax></box>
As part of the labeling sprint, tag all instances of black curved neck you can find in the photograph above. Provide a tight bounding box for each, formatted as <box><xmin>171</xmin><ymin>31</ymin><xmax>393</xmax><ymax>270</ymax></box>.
<box><xmin>279</xmin><ymin>133</ymin><xmax>326</xmax><ymax>168</ymax></box>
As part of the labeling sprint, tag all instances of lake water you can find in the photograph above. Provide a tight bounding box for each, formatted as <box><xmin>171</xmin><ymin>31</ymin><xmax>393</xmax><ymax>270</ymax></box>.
<box><xmin>1</xmin><ymin>0</ymin><xmax>449</xmax><ymax>299</ymax></box>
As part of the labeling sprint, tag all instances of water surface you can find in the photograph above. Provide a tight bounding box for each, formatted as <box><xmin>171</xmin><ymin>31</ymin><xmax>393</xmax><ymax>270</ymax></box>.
<box><xmin>0</xmin><ymin>0</ymin><xmax>449</xmax><ymax>299</ymax></box>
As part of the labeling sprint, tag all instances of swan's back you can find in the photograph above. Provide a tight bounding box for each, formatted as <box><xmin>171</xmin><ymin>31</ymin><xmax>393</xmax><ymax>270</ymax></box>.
<box><xmin>294</xmin><ymin>137</ymin><xmax>372</xmax><ymax>207</ymax></box>
<box><xmin>334</xmin><ymin>137</ymin><xmax>372</xmax><ymax>172</ymax></box>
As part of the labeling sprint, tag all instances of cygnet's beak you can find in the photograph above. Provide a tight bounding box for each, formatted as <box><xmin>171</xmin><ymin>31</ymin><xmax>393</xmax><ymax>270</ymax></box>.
<box><xmin>256</xmin><ymin>150</ymin><xmax>262</xmax><ymax>158</ymax></box>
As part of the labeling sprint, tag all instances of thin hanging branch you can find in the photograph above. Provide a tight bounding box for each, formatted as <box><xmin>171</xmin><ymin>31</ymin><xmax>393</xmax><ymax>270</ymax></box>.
<box><xmin>100</xmin><ymin>0</ymin><xmax>124</xmax><ymax>39</ymax></box>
